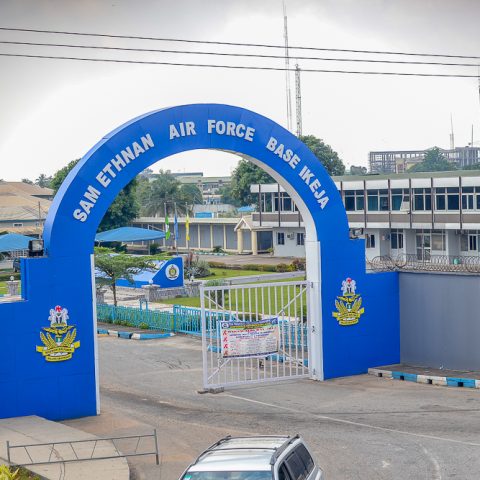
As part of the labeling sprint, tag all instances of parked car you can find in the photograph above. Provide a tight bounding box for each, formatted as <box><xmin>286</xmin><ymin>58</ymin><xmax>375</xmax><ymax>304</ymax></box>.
<box><xmin>180</xmin><ymin>434</ymin><xmax>324</xmax><ymax>480</ymax></box>
<box><xmin>12</xmin><ymin>258</ymin><xmax>21</xmax><ymax>272</ymax></box>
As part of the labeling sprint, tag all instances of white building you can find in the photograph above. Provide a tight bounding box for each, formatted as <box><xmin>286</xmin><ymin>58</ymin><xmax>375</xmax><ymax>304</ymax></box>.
<box><xmin>251</xmin><ymin>170</ymin><xmax>480</xmax><ymax>262</ymax></box>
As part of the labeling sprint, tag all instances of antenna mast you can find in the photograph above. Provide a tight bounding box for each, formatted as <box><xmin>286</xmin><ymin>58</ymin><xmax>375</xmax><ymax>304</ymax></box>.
<box><xmin>295</xmin><ymin>63</ymin><xmax>302</xmax><ymax>137</ymax></box>
<box><xmin>450</xmin><ymin>114</ymin><xmax>455</xmax><ymax>150</ymax></box>
<box><xmin>283</xmin><ymin>0</ymin><xmax>293</xmax><ymax>132</ymax></box>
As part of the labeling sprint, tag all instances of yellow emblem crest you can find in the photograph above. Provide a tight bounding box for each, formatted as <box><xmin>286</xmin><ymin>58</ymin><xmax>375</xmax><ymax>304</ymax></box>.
<box><xmin>36</xmin><ymin>306</ymin><xmax>80</xmax><ymax>362</ymax></box>
<box><xmin>332</xmin><ymin>278</ymin><xmax>365</xmax><ymax>326</ymax></box>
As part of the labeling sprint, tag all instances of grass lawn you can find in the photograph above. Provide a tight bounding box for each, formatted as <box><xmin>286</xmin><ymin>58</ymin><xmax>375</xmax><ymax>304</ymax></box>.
<box><xmin>162</xmin><ymin>276</ymin><xmax>306</xmax><ymax>315</ymax></box>
<box><xmin>202</xmin><ymin>268</ymin><xmax>273</xmax><ymax>280</ymax></box>
<box><xmin>0</xmin><ymin>280</ymin><xmax>21</xmax><ymax>295</ymax></box>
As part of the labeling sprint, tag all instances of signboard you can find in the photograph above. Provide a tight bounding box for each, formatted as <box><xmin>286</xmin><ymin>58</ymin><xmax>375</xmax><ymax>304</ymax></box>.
<box><xmin>195</xmin><ymin>212</ymin><xmax>214</xmax><ymax>218</ymax></box>
<box><xmin>220</xmin><ymin>318</ymin><xmax>279</xmax><ymax>358</ymax></box>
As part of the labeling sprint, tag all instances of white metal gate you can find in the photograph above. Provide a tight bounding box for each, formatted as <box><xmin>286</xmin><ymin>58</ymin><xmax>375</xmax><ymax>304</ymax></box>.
<box><xmin>200</xmin><ymin>280</ymin><xmax>311</xmax><ymax>390</ymax></box>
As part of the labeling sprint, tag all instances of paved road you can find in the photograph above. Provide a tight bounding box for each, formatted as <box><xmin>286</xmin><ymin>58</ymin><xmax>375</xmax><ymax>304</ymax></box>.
<box><xmin>65</xmin><ymin>335</ymin><xmax>480</xmax><ymax>480</ymax></box>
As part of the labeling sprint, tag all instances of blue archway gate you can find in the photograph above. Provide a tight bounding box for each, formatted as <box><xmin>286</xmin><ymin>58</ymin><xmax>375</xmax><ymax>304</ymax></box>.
<box><xmin>0</xmin><ymin>104</ymin><xmax>399</xmax><ymax>421</ymax></box>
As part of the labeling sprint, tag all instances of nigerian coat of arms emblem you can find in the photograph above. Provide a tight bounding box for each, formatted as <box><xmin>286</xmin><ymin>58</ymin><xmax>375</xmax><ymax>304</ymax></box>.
<box><xmin>332</xmin><ymin>278</ymin><xmax>365</xmax><ymax>326</ymax></box>
<box><xmin>36</xmin><ymin>305</ymin><xmax>80</xmax><ymax>362</ymax></box>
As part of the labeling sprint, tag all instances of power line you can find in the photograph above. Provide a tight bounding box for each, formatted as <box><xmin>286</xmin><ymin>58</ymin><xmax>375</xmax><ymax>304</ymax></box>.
<box><xmin>1</xmin><ymin>26</ymin><xmax>480</xmax><ymax>61</ymax></box>
<box><xmin>1</xmin><ymin>52</ymin><xmax>479</xmax><ymax>78</ymax></box>
<box><xmin>2</xmin><ymin>39</ymin><xmax>480</xmax><ymax>68</ymax></box>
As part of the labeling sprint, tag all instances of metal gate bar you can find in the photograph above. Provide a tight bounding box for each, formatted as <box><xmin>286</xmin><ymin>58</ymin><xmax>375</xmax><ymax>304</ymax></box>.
<box><xmin>201</xmin><ymin>280</ymin><xmax>310</xmax><ymax>390</ymax></box>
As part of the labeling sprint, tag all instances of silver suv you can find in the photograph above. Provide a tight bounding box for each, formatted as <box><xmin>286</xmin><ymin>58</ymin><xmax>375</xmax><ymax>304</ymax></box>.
<box><xmin>180</xmin><ymin>435</ymin><xmax>324</xmax><ymax>480</ymax></box>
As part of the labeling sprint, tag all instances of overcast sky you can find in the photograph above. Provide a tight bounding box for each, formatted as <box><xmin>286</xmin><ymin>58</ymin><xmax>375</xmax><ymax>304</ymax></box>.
<box><xmin>1</xmin><ymin>0</ymin><xmax>479</xmax><ymax>181</ymax></box>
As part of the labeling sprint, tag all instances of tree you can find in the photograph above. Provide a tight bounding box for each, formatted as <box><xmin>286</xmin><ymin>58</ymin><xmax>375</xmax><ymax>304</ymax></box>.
<box><xmin>409</xmin><ymin>147</ymin><xmax>456</xmax><ymax>172</ymax></box>
<box><xmin>137</xmin><ymin>170</ymin><xmax>202</xmax><ymax>215</ymax></box>
<box><xmin>462</xmin><ymin>163</ymin><xmax>480</xmax><ymax>170</ymax></box>
<box><xmin>218</xmin><ymin>184</ymin><xmax>237</xmax><ymax>205</ymax></box>
<box><xmin>137</xmin><ymin>170</ymin><xmax>180</xmax><ymax>216</ymax></box>
<box><xmin>21</xmin><ymin>178</ymin><xmax>33</xmax><ymax>184</ymax></box>
<box><xmin>94</xmin><ymin>248</ymin><xmax>156</xmax><ymax>306</ymax></box>
<box><xmin>51</xmin><ymin>159</ymin><xmax>139</xmax><ymax>231</ymax></box>
<box><xmin>300</xmin><ymin>135</ymin><xmax>346</xmax><ymax>176</ymax></box>
<box><xmin>35</xmin><ymin>174</ymin><xmax>52</xmax><ymax>188</ymax></box>
<box><xmin>229</xmin><ymin>159</ymin><xmax>275</xmax><ymax>207</ymax></box>
<box><xmin>177</xmin><ymin>183</ymin><xmax>203</xmax><ymax>207</ymax></box>
<box><xmin>349</xmin><ymin>165</ymin><xmax>367</xmax><ymax>175</ymax></box>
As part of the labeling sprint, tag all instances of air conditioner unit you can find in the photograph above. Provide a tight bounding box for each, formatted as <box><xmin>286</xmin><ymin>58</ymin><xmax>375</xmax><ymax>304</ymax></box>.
<box><xmin>287</xmin><ymin>233</ymin><xmax>295</xmax><ymax>240</ymax></box>
<box><xmin>381</xmin><ymin>234</ymin><xmax>390</xmax><ymax>241</ymax></box>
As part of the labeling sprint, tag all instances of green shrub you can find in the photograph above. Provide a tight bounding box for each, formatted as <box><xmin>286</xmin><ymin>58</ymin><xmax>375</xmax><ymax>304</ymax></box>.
<box><xmin>139</xmin><ymin>322</ymin><xmax>149</xmax><ymax>329</ymax></box>
<box><xmin>291</xmin><ymin>258</ymin><xmax>306</xmax><ymax>271</ymax></box>
<box><xmin>0</xmin><ymin>465</ymin><xmax>19</xmax><ymax>479</ymax></box>
<box><xmin>212</xmin><ymin>246</ymin><xmax>224</xmax><ymax>253</ymax></box>
<box><xmin>149</xmin><ymin>243</ymin><xmax>161</xmax><ymax>255</ymax></box>
<box><xmin>276</xmin><ymin>263</ymin><xmax>288</xmax><ymax>272</ymax></box>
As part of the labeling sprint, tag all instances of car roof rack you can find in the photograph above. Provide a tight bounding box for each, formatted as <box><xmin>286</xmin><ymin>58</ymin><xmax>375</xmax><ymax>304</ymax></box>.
<box><xmin>192</xmin><ymin>435</ymin><xmax>294</xmax><ymax>465</ymax></box>
<box><xmin>270</xmin><ymin>434</ymin><xmax>300</xmax><ymax>465</ymax></box>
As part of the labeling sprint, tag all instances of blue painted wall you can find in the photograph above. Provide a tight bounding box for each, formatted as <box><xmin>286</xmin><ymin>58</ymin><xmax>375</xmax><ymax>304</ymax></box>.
<box><xmin>115</xmin><ymin>257</ymin><xmax>184</xmax><ymax>289</ymax></box>
<box><xmin>0</xmin><ymin>104</ymin><xmax>399</xmax><ymax>420</ymax></box>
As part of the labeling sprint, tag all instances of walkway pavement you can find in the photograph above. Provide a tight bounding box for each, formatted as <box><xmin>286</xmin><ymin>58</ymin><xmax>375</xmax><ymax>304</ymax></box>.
<box><xmin>0</xmin><ymin>416</ymin><xmax>129</xmax><ymax>479</ymax></box>
<box><xmin>369</xmin><ymin>363</ymin><xmax>480</xmax><ymax>388</ymax></box>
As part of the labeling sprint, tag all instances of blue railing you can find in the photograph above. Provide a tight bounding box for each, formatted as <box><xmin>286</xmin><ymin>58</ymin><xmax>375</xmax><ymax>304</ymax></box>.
<box><xmin>97</xmin><ymin>304</ymin><xmax>174</xmax><ymax>331</ymax></box>
<box><xmin>96</xmin><ymin>303</ymin><xmax>307</xmax><ymax>347</ymax></box>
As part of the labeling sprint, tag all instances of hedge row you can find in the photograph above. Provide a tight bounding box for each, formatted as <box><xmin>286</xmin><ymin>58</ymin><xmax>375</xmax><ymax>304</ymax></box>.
<box><xmin>208</xmin><ymin>259</ymin><xmax>305</xmax><ymax>273</ymax></box>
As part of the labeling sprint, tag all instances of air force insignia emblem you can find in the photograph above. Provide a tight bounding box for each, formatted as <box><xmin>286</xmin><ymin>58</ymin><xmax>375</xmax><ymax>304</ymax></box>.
<box><xmin>36</xmin><ymin>305</ymin><xmax>80</xmax><ymax>362</ymax></box>
<box><xmin>332</xmin><ymin>278</ymin><xmax>365</xmax><ymax>326</ymax></box>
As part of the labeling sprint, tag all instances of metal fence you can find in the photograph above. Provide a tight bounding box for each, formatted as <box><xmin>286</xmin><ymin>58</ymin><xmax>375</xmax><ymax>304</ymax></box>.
<box><xmin>6</xmin><ymin>431</ymin><xmax>159</xmax><ymax>467</ymax></box>
<box><xmin>367</xmin><ymin>254</ymin><xmax>480</xmax><ymax>273</ymax></box>
<box><xmin>201</xmin><ymin>280</ymin><xmax>310</xmax><ymax>390</ymax></box>
<box><xmin>97</xmin><ymin>303</ymin><xmax>308</xmax><ymax>347</ymax></box>
<box><xmin>97</xmin><ymin>303</ymin><xmax>174</xmax><ymax>331</ymax></box>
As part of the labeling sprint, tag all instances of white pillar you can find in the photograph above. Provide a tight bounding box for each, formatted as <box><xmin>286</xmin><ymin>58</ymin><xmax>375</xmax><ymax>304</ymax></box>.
<box><xmin>237</xmin><ymin>229</ymin><xmax>244</xmax><ymax>254</ymax></box>
<box><xmin>305</xmin><ymin>239</ymin><xmax>323</xmax><ymax>380</ymax></box>
<box><xmin>251</xmin><ymin>230</ymin><xmax>258</xmax><ymax>255</ymax></box>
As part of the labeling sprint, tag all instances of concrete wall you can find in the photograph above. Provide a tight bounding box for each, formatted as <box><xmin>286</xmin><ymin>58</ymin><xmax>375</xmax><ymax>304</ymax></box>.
<box><xmin>272</xmin><ymin>227</ymin><xmax>306</xmax><ymax>257</ymax></box>
<box><xmin>400</xmin><ymin>272</ymin><xmax>480</xmax><ymax>370</ymax></box>
<box><xmin>225</xmin><ymin>225</ymin><xmax>237</xmax><ymax>250</ymax></box>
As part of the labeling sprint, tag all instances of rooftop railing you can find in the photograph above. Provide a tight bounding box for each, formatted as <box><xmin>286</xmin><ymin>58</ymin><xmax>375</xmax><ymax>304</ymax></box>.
<box><xmin>367</xmin><ymin>254</ymin><xmax>480</xmax><ymax>273</ymax></box>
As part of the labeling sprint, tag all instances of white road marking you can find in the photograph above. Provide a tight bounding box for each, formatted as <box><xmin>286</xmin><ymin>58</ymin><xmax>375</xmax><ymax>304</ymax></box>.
<box><xmin>224</xmin><ymin>394</ymin><xmax>480</xmax><ymax>448</ymax></box>
<box><xmin>421</xmin><ymin>445</ymin><xmax>442</xmax><ymax>480</ymax></box>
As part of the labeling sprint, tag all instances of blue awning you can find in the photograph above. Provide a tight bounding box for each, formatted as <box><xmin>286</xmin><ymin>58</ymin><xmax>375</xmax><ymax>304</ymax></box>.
<box><xmin>95</xmin><ymin>226</ymin><xmax>165</xmax><ymax>243</ymax></box>
<box><xmin>238</xmin><ymin>205</ymin><xmax>255</xmax><ymax>213</ymax></box>
<box><xmin>0</xmin><ymin>233</ymin><xmax>35</xmax><ymax>252</ymax></box>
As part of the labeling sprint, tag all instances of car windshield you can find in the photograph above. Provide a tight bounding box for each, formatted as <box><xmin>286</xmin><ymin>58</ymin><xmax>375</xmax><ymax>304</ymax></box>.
<box><xmin>182</xmin><ymin>472</ymin><xmax>271</xmax><ymax>480</ymax></box>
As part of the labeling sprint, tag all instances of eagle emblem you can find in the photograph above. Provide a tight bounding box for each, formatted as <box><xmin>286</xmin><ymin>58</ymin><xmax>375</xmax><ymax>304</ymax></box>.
<box><xmin>332</xmin><ymin>278</ymin><xmax>365</xmax><ymax>326</ymax></box>
<box><xmin>36</xmin><ymin>305</ymin><xmax>80</xmax><ymax>362</ymax></box>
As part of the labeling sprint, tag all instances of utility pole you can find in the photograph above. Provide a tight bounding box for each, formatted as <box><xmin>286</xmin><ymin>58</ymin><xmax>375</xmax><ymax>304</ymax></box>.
<box><xmin>295</xmin><ymin>63</ymin><xmax>302</xmax><ymax>137</ymax></box>
<box><xmin>283</xmin><ymin>0</ymin><xmax>293</xmax><ymax>132</ymax></box>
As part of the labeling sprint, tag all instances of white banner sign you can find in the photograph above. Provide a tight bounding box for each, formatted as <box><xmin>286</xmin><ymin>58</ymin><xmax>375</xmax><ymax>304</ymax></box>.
<box><xmin>220</xmin><ymin>318</ymin><xmax>279</xmax><ymax>358</ymax></box>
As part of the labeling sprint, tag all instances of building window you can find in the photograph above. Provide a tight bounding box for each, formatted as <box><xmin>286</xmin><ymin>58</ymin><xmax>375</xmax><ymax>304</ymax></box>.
<box><xmin>462</xmin><ymin>187</ymin><xmax>475</xmax><ymax>210</ymax></box>
<box><xmin>367</xmin><ymin>189</ymin><xmax>389</xmax><ymax>211</ymax></box>
<box><xmin>13</xmin><ymin>222</ymin><xmax>23</xmax><ymax>227</ymax></box>
<box><xmin>460</xmin><ymin>231</ymin><xmax>479</xmax><ymax>252</ymax></box>
<box><xmin>344</xmin><ymin>190</ymin><xmax>365</xmax><ymax>211</ymax></box>
<box><xmin>366</xmin><ymin>234</ymin><xmax>375</xmax><ymax>248</ymax></box>
<box><xmin>391</xmin><ymin>188</ymin><xmax>410</xmax><ymax>211</ymax></box>
<box><xmin>390</xmin><ymin>229</ymin><xmax>404</xmax><ymax>250</ymax></box>
<box><xmin>413</xmin><ymin>188</ymin><xmax>432</xmax><ymax>211</ymax></box>
<box><xmin>436</xmin><ymin>187</ymin><xmax>460</xmax><ymax>211</ymax></box>
<box><xmin>277</xmin><ymin>232</ymin><xmax>285</xmax><ymax>245</ymax></box>
<box><xmin>435</xmin><ymin>188</ymin><xmax>446</xmax><ymax>210</ymax></box>
<box><xmin>296</xmin><ymin>232</ymin><xmax>305</xmax><ymax>246</ymax></box>
<box><xmin>447</xmin><ymin>187</ymin><xmax>460</xmax><ymax>210</ymax></box>
<box><xmin>431</xmin><ymin>230</ymin><xmax>446</xmax><ymax>251</ymax></box>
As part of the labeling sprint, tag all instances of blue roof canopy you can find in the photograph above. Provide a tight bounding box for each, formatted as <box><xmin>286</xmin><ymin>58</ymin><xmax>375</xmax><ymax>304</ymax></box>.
<box><xmin>95</xmin><ymin>227</ymin><xmax>165</xmax><ymax>243</ymax></box>
<box><xmin>238</xmin><ymin>206</ymin><xmax>255</xmax><ymax>213</ymax></box>
<box><xmin>0</xmin><ymin>233</ymin><xmax>35</xmax><ymax>252</ymax></box>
